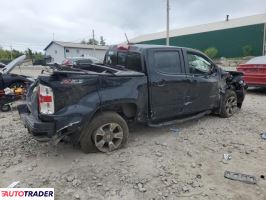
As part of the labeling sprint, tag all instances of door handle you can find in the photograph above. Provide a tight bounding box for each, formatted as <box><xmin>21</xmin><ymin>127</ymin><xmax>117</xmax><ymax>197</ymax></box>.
<box><xmin>156</xmin><ymin>80</ymin><xmax>167</xmax><ymax>87</ymax></box>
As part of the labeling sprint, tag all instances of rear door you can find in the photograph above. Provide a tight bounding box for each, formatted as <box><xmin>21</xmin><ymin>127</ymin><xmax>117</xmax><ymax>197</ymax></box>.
<box><xmin>183</xmin><ymin>50</ymin><xmax>220</xmax><ymax>114</ymax></box>
<box><xmin>148</xmin><ymin>48</ymin><xmax>189</xmax><ymax>121</ymax></box>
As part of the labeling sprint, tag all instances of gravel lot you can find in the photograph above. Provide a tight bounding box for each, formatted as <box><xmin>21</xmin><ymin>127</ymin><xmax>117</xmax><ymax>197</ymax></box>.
<box><xmin>0</xmin><ymin>67</ymin><xmax>266</xmax><ymax>200</ymax></box>
<box><xmin>0</xmin><ymin>90</ymin><xmax>266</xmax><ymax>200</ymax></box>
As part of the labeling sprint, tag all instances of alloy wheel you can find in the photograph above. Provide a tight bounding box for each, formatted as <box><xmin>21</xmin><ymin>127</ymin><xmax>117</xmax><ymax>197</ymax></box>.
<box><xmin>225</xmin><ymin>96</ymin><xmax>237</xmax><ymax>116</ymax></box>
<box><xmin>93</xmin><ymin>123</ymin><xmax>124</xmax><ymax>152</ymax></box>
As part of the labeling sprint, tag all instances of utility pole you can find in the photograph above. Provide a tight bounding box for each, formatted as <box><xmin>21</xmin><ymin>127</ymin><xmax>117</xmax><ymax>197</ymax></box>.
<box><xmin>166</xmin><ymin>0</ymin><xmax>170</xmax><ymax>46</ymax></box>
<box><xmin>92</xmin><ymin>29</ymin><xmax>95</xmax><ymax>56</ymax></box>
<box><xmin>10</xmin><ymin>45</ymin><xmax>13</xmax><ymax>60</ymax></box>
<box><xmin>53</xmin><ymin>32</ymin><xmax>55</xmax><ymax>41</ymax></box>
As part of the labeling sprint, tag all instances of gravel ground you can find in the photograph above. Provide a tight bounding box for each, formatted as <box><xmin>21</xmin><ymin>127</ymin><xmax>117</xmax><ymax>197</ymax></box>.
<box><xmin>1</xmin><ymin>65</ymin><xmax>266</xmax><ymax>199</ymax></box>
<box><xmin>0</xmin><ymin>88</ymin><xmax>266</xmax><ymax>200</ymax></box>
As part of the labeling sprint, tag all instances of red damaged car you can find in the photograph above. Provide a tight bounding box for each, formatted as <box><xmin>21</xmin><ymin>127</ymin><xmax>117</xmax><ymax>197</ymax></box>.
<box><xmin>237</xmin><ymin>56</ymin><xmax>266</xmax><ymax>87</ymax></box>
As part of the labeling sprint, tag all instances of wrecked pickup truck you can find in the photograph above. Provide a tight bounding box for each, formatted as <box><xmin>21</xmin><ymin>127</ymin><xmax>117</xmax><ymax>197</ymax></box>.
<box><xmin>18</xmin><ymin>44</ymin><xmax>247</xmax><ymax>153</ymax></box>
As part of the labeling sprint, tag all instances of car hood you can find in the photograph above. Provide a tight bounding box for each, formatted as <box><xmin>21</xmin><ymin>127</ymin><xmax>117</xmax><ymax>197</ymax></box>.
<box><xmin>0</xmin><ymin>55</ymin><xmax>26</xmax><ymax>74</ymax></box>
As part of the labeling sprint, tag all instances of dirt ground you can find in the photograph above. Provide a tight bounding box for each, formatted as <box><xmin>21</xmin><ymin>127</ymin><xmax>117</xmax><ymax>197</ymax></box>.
<box><xmin>0</xmin><ymin>86</ymin><xmax>265</xmax><ymax>200</ymax></box>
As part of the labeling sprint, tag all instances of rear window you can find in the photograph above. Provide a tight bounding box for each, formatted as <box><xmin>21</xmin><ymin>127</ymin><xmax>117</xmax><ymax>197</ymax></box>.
<box><xmin>105</xmin><ymin>51</ymin><xmax>142</xmax><ymax>72</ymax></box>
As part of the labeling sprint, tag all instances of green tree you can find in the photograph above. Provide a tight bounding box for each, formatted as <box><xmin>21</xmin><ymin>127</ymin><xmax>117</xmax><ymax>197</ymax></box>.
<box><xmin>33</xmin><ymin>52</ymin><xmax>44</xmax><ymax>60</ymax></box>
<box><xmin>25</xmin><ymin>48</ymin><xmax>33</xmax><ymax>61</ymax></box>
<box><xmin>32</xmin><ymin>51</ymin><xmax>45</xmax><ymax>65</ymax></box>
<box><xmin>0</xmin><ymin>48</ymin><xmax>24</xmax><ymax>63</ymax></box>
<box><xmin>100</xmin><ymin>36</ymin><xmax>106</xmax><ymax>46</ymax></box>
<box><xmin>81</xmin><ymin>39</ymin><xmax>87</xmax><ymax>44</ymax></box>
<box><xmin>204</xmin><ymin>47</ymin><xmax>218</xmax><ymax>59</ymax></box>
<box><xmin>87</xmin><ymin>38</ymin><xmax>99</xmax><ymax>45</ymax></box>
<box><xmin>12</xmin><ymin>49</ymin><xmax>23</xmax><ymax>58</ymax></box>
<box><xmin>0</xmin><ymin>49</ymin><xmax>10</xmax><ymax>60</ymax></box>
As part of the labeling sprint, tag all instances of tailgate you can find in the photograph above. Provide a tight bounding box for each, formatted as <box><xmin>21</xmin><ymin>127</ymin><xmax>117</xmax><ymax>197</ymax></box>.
<box><xmin>27</xmin><ymin>73</ymin><xmax>100</xmax><ymax>116</ymax></box>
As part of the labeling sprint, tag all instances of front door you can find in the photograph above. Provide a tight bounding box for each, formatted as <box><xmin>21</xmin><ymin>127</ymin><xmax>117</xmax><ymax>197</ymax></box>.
<box><xmin>148</xmin><ymin>49</ymin><xmax>189</xmax><ymax>121</ymax></box>
<box><xmin>183</xmin><ymin>51</ymin><xmax>219</xmax><ymax>114</ymax></box>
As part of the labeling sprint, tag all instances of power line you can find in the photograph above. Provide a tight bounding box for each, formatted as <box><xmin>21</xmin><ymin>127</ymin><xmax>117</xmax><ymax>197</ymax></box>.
<box><xmin>166</xmin><ymin>0</ymin><xmax>170</xmax><ymax>46</ymax></box>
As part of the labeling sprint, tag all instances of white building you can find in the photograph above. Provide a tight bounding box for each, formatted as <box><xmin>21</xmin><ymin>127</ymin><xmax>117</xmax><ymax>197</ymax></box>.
<box><xmin>44</xmin><ymin>41</ymin><xmax>109</xmax><ymax>64</ymax></box>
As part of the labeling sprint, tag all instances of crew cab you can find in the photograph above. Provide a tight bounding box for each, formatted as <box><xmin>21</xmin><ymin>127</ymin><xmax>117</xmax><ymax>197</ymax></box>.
<box><xmin>18</xmin><ymin>44</ymin><xmax>247</xmax><ymax>153</ymax></box>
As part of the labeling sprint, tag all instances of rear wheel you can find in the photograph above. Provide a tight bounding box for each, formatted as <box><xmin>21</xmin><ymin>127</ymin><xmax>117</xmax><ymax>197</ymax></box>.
<box><xmin>80</xmin><ymin>112</ymin><xmax>129</xmax><ymax>153</ymax></box>
<box><xmin>220</xmin><ymin>90</ymin><xmax>238</xmax><ymax>118</ymax></box>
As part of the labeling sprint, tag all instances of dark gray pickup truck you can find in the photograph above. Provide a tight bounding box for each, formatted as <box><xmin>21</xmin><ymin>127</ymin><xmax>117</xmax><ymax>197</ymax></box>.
<box><xmin>18</xmin><ymin>44</ymin><xmax>247</xmax><ymax>153</ymax></box>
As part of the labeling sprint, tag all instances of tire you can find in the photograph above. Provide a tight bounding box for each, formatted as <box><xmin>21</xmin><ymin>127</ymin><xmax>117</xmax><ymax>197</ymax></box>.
<box><xmin>220</xmin><ymin>90</ymin><xmax>238</xmax><ymax>118</ymax></box>
<box><xmin>79</xmin><ymin>112</ymin><xmax>129</xmax><ymax>153</ymax></box>
<box><xmin>1</xmin><ymin>104</ymin><xmax>11</xmax><ymax>112</ymax></box>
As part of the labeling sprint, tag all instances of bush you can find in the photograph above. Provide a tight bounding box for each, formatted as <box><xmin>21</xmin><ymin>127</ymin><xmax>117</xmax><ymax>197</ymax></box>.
<box><xmin>204</xmin><ymin>47</ymin><xmax>218</xmax><ymax>59</ymax></box>
<box><xmin>242</xmin><ymin>45</ymin><xmax>252</xmax><ymax>56</ymax></box>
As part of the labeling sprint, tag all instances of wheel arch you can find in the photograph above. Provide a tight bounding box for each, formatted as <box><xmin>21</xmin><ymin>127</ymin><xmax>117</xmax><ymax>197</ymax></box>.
<box><xmin>95</xmin><ymin>101</ymin><xmax>138</xmax><ymax>120</ymax></box>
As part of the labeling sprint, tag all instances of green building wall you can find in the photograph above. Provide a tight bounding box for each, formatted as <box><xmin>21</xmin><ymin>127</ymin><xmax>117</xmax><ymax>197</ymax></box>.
<box><xmin>139</xmin><ymin>24</ymin><xmax>265</xmax><ymax>58</ymax></box>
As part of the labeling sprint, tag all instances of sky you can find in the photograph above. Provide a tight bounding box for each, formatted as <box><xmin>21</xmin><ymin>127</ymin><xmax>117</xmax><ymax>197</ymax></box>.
<box><xmin>0</xmin><ymin>0</ymin><xmax>266</xmax><ymax>52</ymax></box>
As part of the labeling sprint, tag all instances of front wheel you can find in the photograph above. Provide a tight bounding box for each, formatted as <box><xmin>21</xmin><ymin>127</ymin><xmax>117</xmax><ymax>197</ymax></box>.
<box><xmin>219</xmin><ymin>90</ymin><xmax>238</xmax><ymax>118</ymax></box>
<box><xmin>80</xmin><ymin>112</ymin><xmax>129</xmax><ymax>153</ymax></box>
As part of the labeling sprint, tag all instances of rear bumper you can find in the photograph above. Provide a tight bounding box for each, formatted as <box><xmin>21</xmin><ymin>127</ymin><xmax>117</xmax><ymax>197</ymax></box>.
<box><xmin>242</xmin><ymin>74</ymin><xmax>266</xmax><ymax>86</ymax></box>
<box><xmin>18</xmin><ymin>104</ymin><xmax>55</xmax><ymax>137</ymax></box>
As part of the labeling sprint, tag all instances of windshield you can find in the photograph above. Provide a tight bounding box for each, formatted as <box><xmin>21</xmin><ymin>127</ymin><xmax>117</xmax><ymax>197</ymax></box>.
<box><xmin>104</xmin><ymin>50</ymin><xmax>142</xmax><ymax>72</ymax></box>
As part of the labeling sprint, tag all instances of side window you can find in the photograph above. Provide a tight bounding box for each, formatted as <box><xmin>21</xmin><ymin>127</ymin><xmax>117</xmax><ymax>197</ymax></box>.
<box><xmin>105</xmin><ymin>51</ymin><xmax>117</xmax><ymax>66</ymax></box>
<box><xmin>117</xmin><ymin>52</ymin><xmax>127</xmax><ymax>66</ymax></box>
<box><xmin>188</xmin><ymin>53</ymin><xmax>212</xmax><ymax>75</ymax></box>
<box><xmin>107</xmin><ymin>52</ymin><xmax>142</xmax><ymax>72</ymax></box>
<box><xmin>126</xmin><ymin>53</ymin><xmax>142</xmax><ymax>72</ymax></box>
<box><xmin>154</xmin><ymin>51</ymin><xmax>182</xmax><ymax>74</ymax></box>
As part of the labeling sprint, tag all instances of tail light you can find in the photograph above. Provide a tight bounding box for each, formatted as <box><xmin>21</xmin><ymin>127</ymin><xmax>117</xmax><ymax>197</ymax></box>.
<box><xmin>38</xmin><ymin>84</ymin><xmax>54</xmax><ymax>114</ymax></box>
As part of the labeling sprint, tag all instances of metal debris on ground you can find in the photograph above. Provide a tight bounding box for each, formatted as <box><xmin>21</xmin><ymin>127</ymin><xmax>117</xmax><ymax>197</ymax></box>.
<box><xmin>7</xmin><ymin>181</ymin><xmax>20</xmax><ymax>188</ymax></box>
<box><xmin>224</xmin><ymin>171</ymin><xmax>257</xmax><ymax>184</ymax></box>
<box><xmin>223</xmin><ymin>153</ymin><xmax>232</xmax><ymax>160</ymax></box>
<box><xmin>261</xmin><ymin>133</ymin><xmax>266</xmax><ymax>140</ymax></box>
<box><xmin>170</xmin><ymin>128</ymin><xmax>180</xmax><ymax>134</ymax></box>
